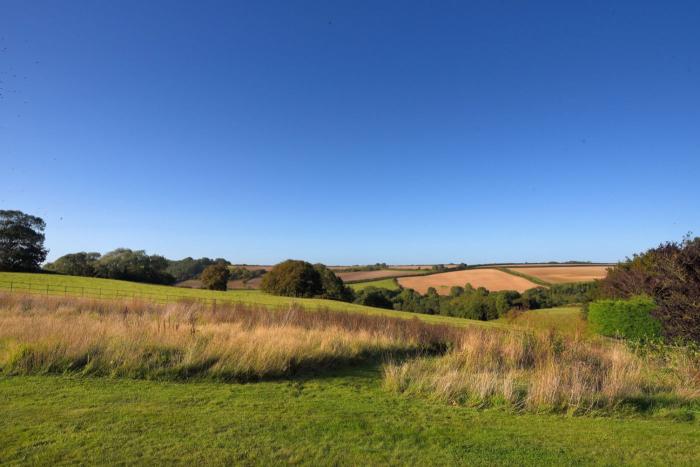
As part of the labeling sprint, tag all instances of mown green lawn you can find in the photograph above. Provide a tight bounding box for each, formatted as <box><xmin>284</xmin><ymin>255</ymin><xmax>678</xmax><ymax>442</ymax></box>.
<box><xmin>0</xmin><ymin>272</ymin><xmax>487</xmax><ymax>328</ymax></box>
<box><xmin>1</xmin><ymin>370</ymin><xmax>697</xmax><ymax>465</ymax></box>
<box><xmin>349</xmin><ymin>278</ymin><xmax>400</xmax><ymax>291</ymax></box>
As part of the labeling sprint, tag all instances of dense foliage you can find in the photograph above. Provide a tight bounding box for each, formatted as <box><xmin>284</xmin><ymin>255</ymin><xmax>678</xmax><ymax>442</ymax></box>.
<box><xmin>200</xmin><ymin>263</ymin><xmax>230</xmax><ymax>291</ymax></box>
<box><xmin>599</xmin><ymin>236</ymin><xmax>700</xmax><ymax>342</ymax></box>
<box><xmin>587</xmin><ymin>296</ymin><xmax>661</xmax><ymax>340</ymax></box>
<box><xmin>44</xmin><ymin>252</ymin><xmax>101</xmax><ymax>276</ymax></box>
<box><xmin>0</xmin><ymin>210</ymin><xmax>48</xmax><ymax>272</ymax></box>
<box><xmin>261</xmin><ymin>260</ymin><xmax>353</xmax><ymax>301</ymax></box>
<box><xmin>45</xmin><ymin>249</ymin><xmax>175</xmax><ymax>285</ymax></box>
<box><xmin>166</xmin><ymin>257</ymin><xmax>229</xmax><ymax>282</ymax></box>
<box><xmin>355</xmin><ymin>281</ymin><xmax>599</xmax><ymax>321</ymax></box>
<box><xmin>229</xmin><ymin>267</ymin><xmax>266</xmax><ymax>282</ymax></box>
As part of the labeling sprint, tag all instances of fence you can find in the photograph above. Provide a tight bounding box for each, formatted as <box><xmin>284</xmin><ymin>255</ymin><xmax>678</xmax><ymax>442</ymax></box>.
<box><xmin>0</xmin><ymin>279</ymin><xmax>246</xmax><ymax>308</ymax></box>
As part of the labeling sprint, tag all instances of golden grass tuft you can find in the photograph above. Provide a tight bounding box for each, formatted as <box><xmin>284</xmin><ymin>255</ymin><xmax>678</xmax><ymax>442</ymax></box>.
<box><xmin>384</xmin><ymin>328</ymin><xmax>700</xmax><ymax>414</ymax></box>
<box><xmin>0</xmin><ymin>293</ymin><xmax>458</xmax><ymax>381</ymax></box>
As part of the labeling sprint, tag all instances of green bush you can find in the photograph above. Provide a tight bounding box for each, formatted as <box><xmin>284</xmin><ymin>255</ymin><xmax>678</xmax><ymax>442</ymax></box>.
<box><xmin>201</xmin><ymin>263</ymin><xmax>230</xmax><ymax>291</ymax></box>
<box><xmin>588</xmin><ymin>296</ymin><xmax>662</xmax><ymax>340</ymax></box>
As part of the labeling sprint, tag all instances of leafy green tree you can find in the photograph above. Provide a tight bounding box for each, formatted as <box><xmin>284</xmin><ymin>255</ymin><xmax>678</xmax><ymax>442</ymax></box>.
<box><xmin>93</xmin><ymin>248</ymin><xmax>175</xmax><ymax>285</ymax></box>
<box><xmin>166</xmin><ymin>257</ymin><xmax>229</xmax><ymax>282</ymax></box>
<box><xmin>0</xmin><ymin>210</ymin><xmax>48</xmax><ymax>272</ymax></box>
<box><xmin>201</xmin><ymin>263</ymin><xmax>230</xmax><ymax>291</ymax></box>
<box><xmin>314</xmin><ymin>264</ymin><xmax>354</xmax><ymax>301</ymax></box>
<box><xmin>354</xmin><ymin>286</ymin><xmax>396</xmax><ymax>309</ymax></box>
<box><xmin>44</xmin><ymin>252</ymin><xmax>100</xmax><ymax>276</ymax></box>
<box><xmin>261</xmin><ymin>260</ymin><xmax>323</xmax><ymax>298</ymax></box>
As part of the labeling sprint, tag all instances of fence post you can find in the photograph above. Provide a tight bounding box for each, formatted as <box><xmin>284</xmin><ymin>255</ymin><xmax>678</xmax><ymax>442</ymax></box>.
<box><xmin>64</xmin><ymin>285</ymin><xmax>67</xmax><ymax>296</ymax></box>
<box><xmin>46</xmin><ymin>284</ymin><xmax>49</xmax><ymax>295</ymax></box>
<box><xmin>81</xmin><ymin>287</ymin><xmax>84</xmax><ymax>297</ymax></box>
<box><xmin>9</xmin><ymin>281</ymin><xmax>12</xmax><ymax>292</ymax></box>
<box><xmin>99</xmin><ymin>288</ymin><xmax>102</xmax><ymax>298</ymax></box>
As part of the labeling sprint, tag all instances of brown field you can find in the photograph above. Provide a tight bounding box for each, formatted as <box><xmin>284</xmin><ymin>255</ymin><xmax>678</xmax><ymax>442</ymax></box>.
<box><xmin>390</xmin><ymin>264</ymin><xmax>460</xmax><ymax>270</ymax></box>
<box><xmin>398</xmin><ymin>269</ymin><xmax>538</xmax><ymax>294</ymax></box>
<box><xmin>336</xmin><ymin>269</ymin><xmax>425</xmax><ymax>282</ymax></box>
<box><xmin>509</xmin><ymin>266</ymin><xmax>609</xmax><ymax>283</ymax></box>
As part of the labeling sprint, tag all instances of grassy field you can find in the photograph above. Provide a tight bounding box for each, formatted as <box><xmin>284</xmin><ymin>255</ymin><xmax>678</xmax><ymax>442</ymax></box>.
<box><xmin>0</xmin><ymin>272</ymin><xmax>483</xmax><ymax>328</ymax></box>
<box><xmin>349</xmin><ymin>278</ymin><xmax>400</xmax><ymax>291</ymax></box>
<box><xmin>496</xmin><ymin>306</ymin><xmax>587</xmax><ymax>334</ymax></box>
<box><xmin>2</xmin><ymin>371</ymin><xmax>698</xmax><ymax>465</ymax></box>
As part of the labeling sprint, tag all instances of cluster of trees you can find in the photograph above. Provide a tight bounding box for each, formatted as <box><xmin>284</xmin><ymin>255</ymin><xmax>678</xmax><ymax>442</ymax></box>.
<box><xmin>354</xmin><ymin>282</ymin><xmax>599</xmax><ymax>321</ymax></box>
<box><xmin>598</xmin><ymin>235</ymin><xmax>700</xmax><ymax>342</ymax></box>
<box><xmin>261</xmin><ymin>260</ymin><xmax>354</xmax><ymax>301</ymax></box>
<box><xmin>45</xmin><ymin>249</ymin><xmax>176</xmax><ymax>285</ymax></box>
<box><xmin>165</xmin><ymin>257</ymin><xmax>229</xmax><ymax>282</ymax></box>
<box><xmin>0</xmin><ymin>210</ymin><xmax>48</xmax><ymax>272</ymax></box>
<box><xmin>229</xmin><ymin>267</ymin><xmax>266</xmax><ymax>282</ymax></box>
<box><xmin>335</xmin><ymin>263</ymin><xmax>388</xmax><ymax>272</ymax></box>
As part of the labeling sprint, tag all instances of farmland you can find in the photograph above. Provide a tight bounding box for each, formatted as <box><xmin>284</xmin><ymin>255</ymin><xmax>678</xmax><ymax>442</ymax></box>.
<box><xmin>508</xmin><ymin>265</ymin><xmax>609</xmax><ymax>284</ymax></box>
<box><xmin>398</xmin><ymin>268</ymin><xmax>539</xmax><ymax>294</ymax></box>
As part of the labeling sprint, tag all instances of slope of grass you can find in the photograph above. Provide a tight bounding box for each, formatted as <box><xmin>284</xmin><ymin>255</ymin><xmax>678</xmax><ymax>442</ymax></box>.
<box><xmin>0</xmin><ymin>272</ymin><xmax>482</xmax><ymax>328</ymax></box>
<box><xmin>496</xmin><ymin>306</ymin><xmax>587</xmax><ymax>334</ymax></box>
<box><xmin>1</xmin><ymin>372</ymin><xmax>698</xmax><ymax>465</ymax></box>
<box><xmin>349</xmin><ymin>278</ymin><xmax>400</xmax><ymax>291</ymax></box>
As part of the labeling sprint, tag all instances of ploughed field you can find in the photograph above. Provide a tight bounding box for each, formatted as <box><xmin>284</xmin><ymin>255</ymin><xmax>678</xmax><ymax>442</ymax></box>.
<box><xmin>398</xmin><ymin>268</ymin><xmax>539</xmax><ymax>294</ymax></box>
<box><xmin>509</xmin><ymin>265</ymin><xmax>609</xmax><ymax>284</ymax></box>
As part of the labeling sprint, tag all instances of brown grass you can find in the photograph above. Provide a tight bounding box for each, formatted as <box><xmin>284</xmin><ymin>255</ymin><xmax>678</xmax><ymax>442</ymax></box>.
<box><xmin>384</xmin><ymin>328</ymin><xmax>700</xmax><ymax>414</ymax></box>
<box><xmin>0</xmin><ymin>293</ymin><xmax>457</xmax><ymax>381</ymax></box>
<box><xmin>509</xmin><ymin>266</ymin><xmax>609</xmax><ymax>283</ymax></box>
<box><xmin>398</xmin><ymin>269</ymin><xmax>538</xmax><ymax>294</ymax></box>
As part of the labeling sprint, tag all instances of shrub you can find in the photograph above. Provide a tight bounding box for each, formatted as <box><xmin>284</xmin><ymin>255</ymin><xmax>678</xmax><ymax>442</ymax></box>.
<box><xmin>313</xmin><ymin>264</ymin><xmax>355</xmax><ymax>301</ymax></box>
<box><xmin>588</xmin><ymin>296</ymin><xmax>662</xmax><ymax>340</ymax></box>
<box><xmin>201</xmin><ymin>263</ymin><xmax>230</xmax><ymax>291</ymax></box>
<box><xmin>93</xmin><ymin>249</ymin><xmax>175</xmax><ymax>285</ymax></box>
<box><xmin>600</xmin><ymin>236</ymin><xmax>700</xmax><ymax>342</ymax></box>
<box><xmin>44</xmin><ymin>252</ymin><xmax>100</xmax><ymax>276</ymax></box>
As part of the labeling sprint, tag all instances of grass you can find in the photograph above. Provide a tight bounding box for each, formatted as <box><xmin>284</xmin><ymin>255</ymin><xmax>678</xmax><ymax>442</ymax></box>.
<box><xmin>496</xmin><ymin>306</ymin><xmax>588</xmax><ymax>334</ymax></box>
<box><xmin>0</xmin><ymin>272</ymin><xmax>480</xmax><ymax>328</ymax></box>
<box><xmin>0</xmin><ymin>294</ymin><xmax>457</xmax><ymax>381</ymax></box>
<box><xmin>1</xmin><ymin>371</ymin><xmax>699</xmax><ymax>465</ymax></box>
<box><xmin>384</xmin><ymin>327</ymin><xmax>700</xmax><ymax>414</ymax></box>
<box><xmin>0</xmin><ymin>294</ymin><xmax>698</xmax><ymax>464</ymax></box>
<box><xmin>349</xmin><ymin>277</ymin><xmax>400</xmax><ymax>291</ymax></box>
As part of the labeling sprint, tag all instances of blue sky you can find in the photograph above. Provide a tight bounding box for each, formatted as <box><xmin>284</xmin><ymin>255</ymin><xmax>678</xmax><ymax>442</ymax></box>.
<box><xmin>2</xmin><ymin>1</ymin><xmax>699</xmax><ymax>265</ymax></box>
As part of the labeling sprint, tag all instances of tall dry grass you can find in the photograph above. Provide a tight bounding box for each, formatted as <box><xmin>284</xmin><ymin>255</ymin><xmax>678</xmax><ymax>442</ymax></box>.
<box><xmin>0</xmin><ymin>293</ymin><xmax>458</xmax><ymax>381</ymax></box>
<box><xmin>384</xmin><ymin>328</ymin><xmax>700</xmax><ymax>414</ymax></box>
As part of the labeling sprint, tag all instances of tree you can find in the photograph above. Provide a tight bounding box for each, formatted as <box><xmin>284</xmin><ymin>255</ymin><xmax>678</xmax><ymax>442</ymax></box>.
<box><xmin>44</xmin><ymin>252</ymin><xmax>100</xmax><ymax>276</ymax></box>
<box><xmin>93</xmin><ymin>248</ymin><xmax>175</xmax><ymax>285</ymax></box>
<box><xmin>261</xmin><ymin>260</ymin><xmax>323</xmax><ymax>298</ymax></box>
<box><xmin>314</xmin><ymin>263</ymin><xmax>354</xmax><ymax>301</ymax></box>
<box><xmin>0</xmin><ymin>210</ymin><xmax>48</xmax><ymax>272</ymax></box>
<box><xmin>201</xmin><ymin>263</ymin><xmax>230</xmax><ymax>291</ymax></box>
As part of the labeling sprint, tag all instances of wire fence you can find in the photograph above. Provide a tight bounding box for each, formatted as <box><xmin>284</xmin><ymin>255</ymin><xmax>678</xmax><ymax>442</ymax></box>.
<box><xmin>0</xmin><ymin>279</ymin><xmax>247</xmax><ymax>308</ymax></box>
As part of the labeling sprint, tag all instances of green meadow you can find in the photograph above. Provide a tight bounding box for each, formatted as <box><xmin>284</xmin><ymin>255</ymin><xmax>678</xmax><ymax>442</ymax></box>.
<box><xmin>349</xmin><ymin>277</ymin><xmax>400</xmax><ymax>291</ymax></box>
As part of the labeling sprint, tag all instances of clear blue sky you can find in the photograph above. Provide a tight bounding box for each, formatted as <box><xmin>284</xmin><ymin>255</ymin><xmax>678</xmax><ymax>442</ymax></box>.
<box><xmin>2</xmin><ymin>1</ymin><xmax>699</xmax><ymax>265</ymax></box>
